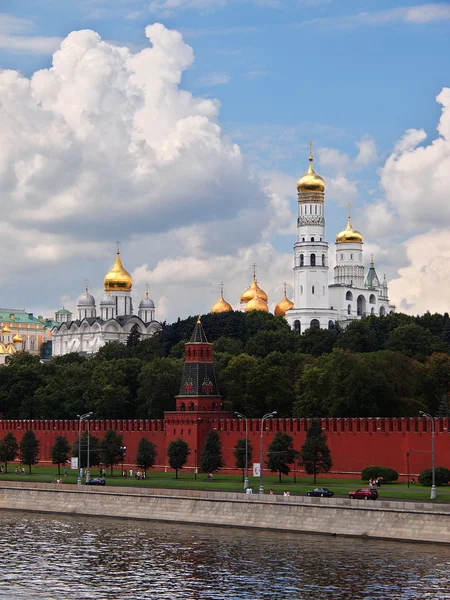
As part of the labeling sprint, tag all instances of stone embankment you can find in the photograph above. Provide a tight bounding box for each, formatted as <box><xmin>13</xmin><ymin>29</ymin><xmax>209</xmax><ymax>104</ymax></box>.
<box><xmin>0</xmin><ymin>481</ymin><xmax>449</xmax><ymax>544</ymax></box>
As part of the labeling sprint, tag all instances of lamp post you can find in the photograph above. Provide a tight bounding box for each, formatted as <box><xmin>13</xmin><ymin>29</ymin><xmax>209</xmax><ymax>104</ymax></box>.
<box><xmin>406</xmin><ymin>451</ymin><xmax>410</xmax><ymax>489</ymax></box>
<box><xmin>194</xmin><ymin>448</ymin><xmax>197</xmax><ymax>481</ymax></box>
<box><xmin>419</xmin><ymin>411</ymin><xmax>436</xmax><ymax>500</ymax></box>
<box><xmin>77</xmin><ymin>412</ymin><xmax>93</xmax><ymax>485</ymax></box>
<box><xmin>120</xmin><ymin>446</ymin><xmax>127</xmax><ymax>475</ymax></box>
<box><xmin>235</xmin><ymin>412</ymin><xmax>249</xmax><ymax>490</ymax></box>
<box><xmin>259</xmin><ymin>411</ymin><xmax>277</xmax><ymax>494</ymax></box>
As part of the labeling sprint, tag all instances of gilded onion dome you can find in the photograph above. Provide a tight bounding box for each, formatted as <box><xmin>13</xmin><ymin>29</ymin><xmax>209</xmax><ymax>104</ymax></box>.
<box><xmin>297</xmin><ymin>141</ymin><xmax>325</xmax><ymax>193</ymax></box>
<box><xmin>2</xmin><ymin>324</ymin><xmax>10</xmax><ymax>334</ymax></box>
<box><xmin>104</xmin><ymin>244</ymin><xmax>132</xmax><ymax>291</ymax></box>
<box><xmin>240</xmin><ymin>265</ymin><xmax>268</xmax><ymax>303</ymax></box>
<box><xmin>336</xmin><ymin>215</ymin><xmax>363</xmax><ymax>244</ymax></box>
<box><xmin>245</xmin><ymin>291</ymin><xmax>269</xmax><ymax>313</ymax></box>
<box><xmin>12</xmin><ymin>333</ymin><xmax>22</xmax><ymax>344</ymax></box>
<box><xmin>274</xmin><ymin>283</ymin><xmax>294</xmax><ymax>317</ymax></box>
<box><xmin>211</xmin><ymin>283</ymin><xmax>233</xmax><ymax>314</ymax></box>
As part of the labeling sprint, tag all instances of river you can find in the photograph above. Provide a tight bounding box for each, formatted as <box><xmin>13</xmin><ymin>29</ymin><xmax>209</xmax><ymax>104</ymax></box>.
<box><xmin>0</xmin><ymin>510</ymin><xmax>449</xmax><ymax>599</ymax></box>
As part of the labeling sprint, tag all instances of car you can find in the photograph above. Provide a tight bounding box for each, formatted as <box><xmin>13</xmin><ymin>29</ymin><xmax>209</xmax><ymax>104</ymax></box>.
<box><xmin>306</xmin><ymin>488</ymin><xmax>334</xmax><ymax>498</ymax></box>
<box><xmin>349</xmin><ymin>488</ymin><xmax>378</xmax><ymax>500</ymax></box>
<box><xmin>85</xmin><ymin>477</ymin><xmax>106</xmax><ymax>486</ymax></box>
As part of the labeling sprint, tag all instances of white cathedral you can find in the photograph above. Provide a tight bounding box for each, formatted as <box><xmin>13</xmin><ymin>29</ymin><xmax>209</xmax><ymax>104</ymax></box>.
<box><xmin>52</xmin><ymin>248</ymin><xmax>161</xmax><ymax>356</ymax></box>
<box><xmin>282</xmin><ymin>143</ymin><xmax>395</xmax><ymax>333</ymax></box>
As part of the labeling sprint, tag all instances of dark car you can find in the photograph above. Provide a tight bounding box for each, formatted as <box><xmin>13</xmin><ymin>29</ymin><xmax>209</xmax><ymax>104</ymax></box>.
<box><xmin>349</xmin><ymin>488</ymin><xmax>378</xmax><ymax>500</ymax></box>
<box><xmin>85</xmin><ymin>477</ymin><xmax>106</xmax><ymax>486</ymax></box>
<box><xmin>306</xmin><ymin>488</ymin><xmax>334</xmax><ymax>498</ymax></box>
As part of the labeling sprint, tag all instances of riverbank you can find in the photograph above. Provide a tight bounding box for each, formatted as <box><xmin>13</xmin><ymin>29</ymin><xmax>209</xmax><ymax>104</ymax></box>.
<box><xmin>1</xmin><ymin>481</ymin><xmax>449</xmax><ymax>544</ymax></box>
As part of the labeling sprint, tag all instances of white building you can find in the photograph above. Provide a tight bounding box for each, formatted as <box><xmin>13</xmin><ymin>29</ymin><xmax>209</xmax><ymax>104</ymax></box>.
<box><xmin>52</xmin><ymin>249</ymin><xmax>161</xmax><ymax>356</ymax></box>
<box><xmin>284</xmin><ymin>144</ymin><xmax>395</xmax><ymax>333</ymax></box>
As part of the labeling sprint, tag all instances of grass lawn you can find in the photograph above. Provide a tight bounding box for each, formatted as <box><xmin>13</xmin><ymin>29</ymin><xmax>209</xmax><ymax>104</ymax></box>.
<box><xmin>1</xmin><ymin>465</ymin><xmax>449</xmax><ymax>502</ymax></box>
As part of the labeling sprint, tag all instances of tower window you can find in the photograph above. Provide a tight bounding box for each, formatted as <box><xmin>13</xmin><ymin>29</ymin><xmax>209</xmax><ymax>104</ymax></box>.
<box><xmin>350</xmin><ymin>254</ymin><xmax>353</xmax><ymax>260</ymax></box>
<box><xmin>300</xmin><ymin>254</ymin><xmax>304</xmax><ymax>266</ymax></box>
<box><xmin>312</xmin><ymin>286</ymin><xmax>315</xmax><ymax>294</ymax></box>
<box><xmin>302</xmin><ymin>237</ymin><xmax>305</xmax><ymax>242</ymax></box>
<box><xmin>347</xmin><ymin>304</ymin><xmax>351</xmax><ymax>315</ymax></box>
<box><xmin>315</xmin><ymin>205</ymin><xmax>317</xmax><ymax>214</ymax></box>
<box><xmin>340</xmin><ymin>254</ymin><xmax>344</xmax><ymax>260</ymax></box>
<box><xmin>300</xmin><ymin>285</ymin><xmax>303</xmax><ymax>294</ymax></box>
<box><xmin>294</xmin><ymin>320</ymin><xmax>301</xmax><ymax>334</ymax></box>
<box><xmin>311</xmin><ymin>237</ymin><xmax>315</xmax><ymax>242</ymax></box>
<box><xmin>322</xmin><ymin>254</ymin><xmax>325</xmax><ymax>266</ymax></box>
<box><xmin>310</xmin><ymin>253</ymin><xmax>316</xmax><ymax>266</ymax></box>
<box><xmin>320</xmin><ymin>237</ymin><xmax>322</xmax><ymax>241</ymax></box>
<box><xmin>323</xmin><ymin>286</ymin><xmax>325</xmax><ymax>295</ymax></box>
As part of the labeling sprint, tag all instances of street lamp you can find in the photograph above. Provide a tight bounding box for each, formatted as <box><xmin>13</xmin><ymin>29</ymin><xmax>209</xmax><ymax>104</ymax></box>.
<box><xmin>235</xmin><ymin>412</ymin><xmax>249</xmax><ymax>490</ymax></box>
<box><xmin>259</xmin><ymin>411</ymin><xmax>277</xmax><ymax>494</ymax></box>
<box><xmin>120</xmin><ymin>446</ymin><xmax>127</xmax><ymax>475</ymax></box>
<box><xmin>77</xmin><ymin>412</ymin><xmax>93</xmax><ymax>485</ymax></box>
<box><xmin>419</xmin><ymin>411</ymin><xmax>436</xmax><ymax>500</ymax></box>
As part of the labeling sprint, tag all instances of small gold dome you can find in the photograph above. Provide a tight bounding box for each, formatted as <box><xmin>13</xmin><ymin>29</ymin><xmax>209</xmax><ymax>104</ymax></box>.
<box><xmin>2</xmin><ymin>325</ymin><xmax>10</xmax><ymax>334</ymax></box>
<box><xmin>211</xmin><ymin>284</ymin><xmax>233</xmax><ymax>314</ymax></box>
<box><xmin>104</xmin><ymin>249</ymin><xmax>132</xmax><ymax>291</ymax></box>
<box><xmin>245</xmin><ymin>292</ymin><xmax>269</xmax><ymax>313</ymax></box>
<box><xmin>297</xmin><ymin>142</ymin><xmax>325</xmax><ymax>193</ymax></box>
<box><xmin>274</xmin><ymin>284</ymin><xmax>294</xmax><ymax>317</ymax></box>
<box><xmin>240</xmin><ymin>266</ymin><xmax>268</xmax><ymax>304</ymax></box>
<box><xmin>12</xmin><ymin>334</ymin><xmax>22</xmax><ymax>344</ymax></box>
<box><xmin>336</xmin><ymin>216</ymin><xmax>363</xmax><ymax>244</ymax></box>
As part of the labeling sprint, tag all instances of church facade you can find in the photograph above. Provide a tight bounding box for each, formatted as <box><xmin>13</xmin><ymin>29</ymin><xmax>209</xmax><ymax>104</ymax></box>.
<box><xmin>52</xmin><ymin>248</ymin><xmax>161</xmax><ymax>356</ymax></box>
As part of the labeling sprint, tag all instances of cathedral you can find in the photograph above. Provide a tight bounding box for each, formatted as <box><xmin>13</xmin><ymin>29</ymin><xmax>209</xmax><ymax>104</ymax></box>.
<box><xmin>52</xmin><ymin>247</ymin><xmax>161</xmax><ymax>356</ymax></box>
<box><xmin>211</xmin><ymin>143</ymin><xmax>395</xmax><ymax>331</ymax></box>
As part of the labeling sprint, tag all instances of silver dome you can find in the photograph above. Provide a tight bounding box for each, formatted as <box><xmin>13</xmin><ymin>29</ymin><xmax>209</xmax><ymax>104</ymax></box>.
<box><xmin>100</xmin><ymin>293</ymin><xmax>116</xmax><ymax>306</ymax></box>
<box><xmin>139</xmin><ymin>297</ymin><xmax>155</xmax><ymax>309</ymax></box>
<box><xmin>77</xmin><ymin>292</ymin><xmax>96</xmax><ymax>307</ymax></box>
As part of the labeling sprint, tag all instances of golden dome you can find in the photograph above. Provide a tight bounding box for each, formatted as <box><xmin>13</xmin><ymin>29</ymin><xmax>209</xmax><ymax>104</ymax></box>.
<box><xmin>274</xmin><ymin>284</ymin><xmax>294</xmax><ymax>317</ymax></box>
<box><xmin>297</xmin><ymin>142</ymin><xmax>325</xmax><ymax>193</ymax></box>
<box><xmin>245</xmin><ymin>292</ymin><xmax>269</xmax><ymax>313</ymax></box>
<box><xmin>336</xmin><ymin>216</ymin><xmax>363</xmax><ymax>244</ymax></box>
<box><xmin>211</xmin><ymin>283</ymin><xmax>233</xmax><ymax>314</ymax></box>
<box><xmin>104</xmin><ymin>247</ymin><xmax>132</xmax><ymax>291</ymax></box>
<box><xmin>2</xmin><ymin>324</ymin><xmax>10</xmax><ymax>334</ymax></box>
<box><xmin>12</xmin><ymin>334</ymin><xmax>22</xmax><ymax>344</ymax></box>
<box><xmin>240</xmin><ymin>265</ymin><xmax>268</xmax><ymax>303</ymax></box>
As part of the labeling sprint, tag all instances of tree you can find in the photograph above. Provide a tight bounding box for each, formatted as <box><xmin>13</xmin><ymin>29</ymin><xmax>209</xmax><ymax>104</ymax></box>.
<box><xmin>100</xmin><ymin>430</ymin><xmax>124</xmax><ymax>476</ymax></box>
<box><xmin>299</xmin><ymin>419</ymin><xmax>332</xmax><ymax>483</ymax></box>
<box><xmin>0</xmin><ymin>432</ymin><xmax>19</xmax><ymax>473</ymax></box>
<box><xmin>167</xmin><ymin>438</ymin><xmax>190</xmax><ymax>479</ymax></box>
<box><xmin>71</xmin><ymin>431</ymin><xmax>101</xmax><ymax>469</ymax></box>
<box><xmin>199</xmin><ymin>430</ymin><xmax>224</xmax><ymax>473</ymax></box>
<box><xmin>266</xmin><ymin>431</ymin><xmax>298</xmax><ymax>482</ymax></box>
<box><xmin>387</xmin><ymin>324</ymin><xmax>445</xmax><ymax>362</ymax></box>
<box><xmin>136</xmin><ymin>438</ymin><xmax>157</xmax><ymax>476</ymax></box>
<box><xmin>136</xmin><ymin>358</ymin><xmax>183</xmax><ymax>418</ymax></box>
<box><xmin>127</xmin><ymin>323</ymin><xmax>142</xmax><ymax>347</ymax></box>
<box><xmin>20</xmin><ymin>430</ymin><xmax>40</xmax><ymax>474</ymax></box>
<box><xmin>51</xmin><ymin>436</ymin><xmax>71</xmax><ymax>475</ymax></box>
<box><xmin>233</xmin><ymin>438</ymin><xmax>253</xmax><ymax>482</ymax></box>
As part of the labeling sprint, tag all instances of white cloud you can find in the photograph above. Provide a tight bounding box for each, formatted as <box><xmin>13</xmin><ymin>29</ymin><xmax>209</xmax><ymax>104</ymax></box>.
<box><xmin>198</xmin><ymin>72</ymin><xmax>231</xmax><ymax>86</ymax></box>
<box><xmin>0</xmin><ymin>13</ymin><xmax>61</xmax><ymax>54</ymax></box>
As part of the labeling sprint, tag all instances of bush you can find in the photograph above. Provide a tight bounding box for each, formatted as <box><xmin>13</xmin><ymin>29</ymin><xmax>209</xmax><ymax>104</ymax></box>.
<box><xmin>361</xmin><ymin>466</ymin><xmax>399</xmax><ymax>483</ymax></box>
<box><xmin>418</xmin><ymin>467</ymin><xmax>450</xmax><ymax>486</ymax></box>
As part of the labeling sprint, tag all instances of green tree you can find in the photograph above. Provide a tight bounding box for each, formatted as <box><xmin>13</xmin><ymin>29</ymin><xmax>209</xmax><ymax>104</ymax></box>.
<box><xmin>387</xmin><ymin>324</ymin><xmax>445</xmax><ymax>361</ymax></box>
<box><xmin>0</xmin><ymin>432</ymin><xmax>19</xmax><ymax>473</ymax></box>
<box><xmin>72</xmin><ymin>431</ymin><xmax>101</xmax><ymax>469</ymax></box>
<box><xmin>167</xmin><ymin>438</ymin><xmax>190</xmax><ymax>479</ymax></box>
<box><xmin>299</xmin><ymin>419</ymin><xmax>332</xmax><ymax>483</ymax></box>
<box><xmin>336</xmin><ymin>320</ymin><xmax>379</xmax><ymax>353</ymax></box>
<box><xmin>199</xmin><ymin>430</ymin><xmax>224</xmax><ymax>473</ymax></box>
<box><xmin>51</xmin><ymin>436</ymin><xmax>71</xmax><ymax>475</ymax></box>
<box><xmin>19</xmin><ymin>430</ymin><xmax>40</xmax><ymax>474</ymax></box>
<box><xmin>136</xmin><ymin>357</ymin><xmax>183</xmax><ymax>418</ymax></box>
<box><xmin>126</xmin><ymin>323</ymin><xmax>142</xmax><ymax>347</ymax></box>
<box><xmin>266</xmin><ymin>431</ymin><xmax>298</xmax><ymax>482</ymax></box>
<box><xmin>136</xmin><ymin>438</ymin><xmax>157</xmax><ymax>476</ymax></box>
<box><xmin>100</xmin><ymin>430</ymin><xmax>124</xmax><ymax>476</ymax></box>
<box><xmin>213</xmin><ymin>336</ymin><xmax>244</xmax><ymax>356</ymax></box>
<box><xmin>233</xmin><ymin>438</ymin><xmax>253</xmax><ymax>481</ymax></box>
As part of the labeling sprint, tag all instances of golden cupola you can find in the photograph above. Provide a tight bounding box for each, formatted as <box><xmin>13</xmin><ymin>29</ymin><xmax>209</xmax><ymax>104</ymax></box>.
<box><xmin>274</xmin><ymin>283</ymin><xmax>294</xmax><ymax>317</ymax></box>
<box><xmin>211</xmin><ymin>283</ymin><xmax>233</xmax><ymax>314</ymax></box>
<box><xmin>297</xmin><ymin>141</ymin><xmax>325</xmax><ymax>193</ymax></box>
<box><xmin>104</xmin><ymin>244</ymin><xmax>132</xmax><ymax>291</ymax></box>
<box><xmin>240</xmin><ymin>264</ymin><xmax>268</xmax><ymax>304</ymax></box>
<box><xmin>2</xmin><ymin>325</ymin><xmax>10</xmax><ymax>334</ymax></box>
<box><xmin>245</xmin><ymin>291</ymin><xmax>269</xmax><ymax>313</ymax></box>
<box><xmin>336</xmin><ymin>206</ymin><xmax>363</xmax><ymax>244</ymax></box>
<box><xmin>13</xmin><ymin>333</ymin><xmax>23</xmax><ymax>344</ymax></box>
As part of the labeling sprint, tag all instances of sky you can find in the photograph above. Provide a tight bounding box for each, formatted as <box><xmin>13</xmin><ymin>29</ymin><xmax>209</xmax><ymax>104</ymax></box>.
<box><xmin>0</xmin><ymin>0</ymin><xmax>450</xmax><ymax>322</ymax></box>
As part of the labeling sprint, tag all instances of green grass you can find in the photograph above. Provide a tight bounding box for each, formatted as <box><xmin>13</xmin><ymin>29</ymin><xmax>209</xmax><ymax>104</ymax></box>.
<box><xmin>1</xmin><ymin>466</ymin><xmax>448</xmax><ymax>502</ymax></box>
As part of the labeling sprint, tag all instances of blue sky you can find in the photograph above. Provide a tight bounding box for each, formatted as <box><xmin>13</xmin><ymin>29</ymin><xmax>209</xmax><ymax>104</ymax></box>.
<box><xmin>0</xmin><ymin>0</ymin><xmax>450</xmax><ymax>318</ymax></box>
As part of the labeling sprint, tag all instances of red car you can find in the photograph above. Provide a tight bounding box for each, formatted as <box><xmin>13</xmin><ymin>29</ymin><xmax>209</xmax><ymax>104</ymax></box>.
<box><xmin>349</xmin><ymin>488</ymin><xmax>378</xmax><ymax>500</ymax></box>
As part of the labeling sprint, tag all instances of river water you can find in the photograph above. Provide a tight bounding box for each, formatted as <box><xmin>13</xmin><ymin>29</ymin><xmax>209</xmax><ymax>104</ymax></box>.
<box><xmin>0</xmin><ymin>510</ymin><xmax>449</xmax><ymax>599</ymax></box>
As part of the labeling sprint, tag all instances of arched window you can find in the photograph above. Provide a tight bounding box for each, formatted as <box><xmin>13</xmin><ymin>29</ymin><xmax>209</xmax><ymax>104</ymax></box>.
<box><xmin>357</xmin><ymin>295</ymin><xmax>366</xmax><ymax>316</ymax></box>
<box><xmin>300</xmin><ymin>254</ymin><xmax>304</xmax><ymax>266</ymax></box>
<box><xmin>380</xmin><ymin>306</ymin><xmax>386</xmax><ymax>316</ymax></box>
<box><xmin>302</xmin><ymin>237</ymin><xmax>305</xmax><ymax>242</ymax></box>
<box><xmin>180</xmin><ymin>403</ymin><xmax>186</xmax><ymax>412</ymax></box>
<box><xmin>371</xmin><ymin>307</ymin><xmax>375</xmax><ymax>314</ymax></box>
<box><xmin>30</xmin><ymin>339</ymin><xmax>35</xmax><ymax>350</ymax></box>
<box><xmin>328</xmin><ymin>320</ymin><xmax>334</xmax><ymax>330</ymax></box>
<box><xmin>310</xmin><ymin>319</ymin><xmax>320</xmax><ymax>330</ymax></box>
<box><xmin>350</xmin><ymin>254</ymin><xmax>353</xmax><ymax>260</ymax></box>
<box><xmin>189</xmin><ymin>402</ymin><xmax>195</xmax><ymax>411</ymax></box>
<box><xmin>311</xmin><ymin>237</ymin><xmax>315</xmax><ymax>242</ymax></box>
<box><xmin>322</xmin><ymin>254</ymin><xmax>325</xmax><ymax>266</ymax></box>
<box><xmin>310</xmin><ymin>253</ymin><xmax>316</xmax><ymax>266</ymax></box>
<box><xmin>294</xmin><ymin>320</ymin><xmax>301</xmax><ymax>334</ymax></box>
<box><xmin>347</xmin><ymin>304</ymin><xmax>351</xmax><ymax>315</ymax></box>
<box><xmin>340</xmin><ymin>254</ymin><xmax>344</xmax><ymax>260</ymax></box>
<box><xmin>312</xmin><ymin>286</ymin><xmax>315</xmax><ymax>294</ymax></box>
<box><xmin>369</xmin><ymin>294</ymin><xmax>376</xmax><ymax>304</ymax></box>
<box><xmin>346</xmin><ymin>291</ymin><xmax>353</xmax><ymax>301</ymax></box>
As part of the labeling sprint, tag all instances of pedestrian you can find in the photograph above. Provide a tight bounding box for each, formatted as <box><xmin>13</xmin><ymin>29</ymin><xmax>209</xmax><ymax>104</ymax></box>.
<box><xmin>129</xmin><ymin>468</ymin><xmax>133</xmax><ymax>478</ymax></box>
<box><xmin>284</xmin><ymin>490</ymin><xmax>290</xmax><ymax>497</ymax></box>
<box><xmin>245</xmin><ymin>487</ymin><xmax>253</xmax><ymax>494</ymax></box>
<box><xmin>269</xmin><ymin>489</ymin><xmax>274</xmax><ymax>495</ymax></box>
<box><xmin>63</xmin><ymin>467</ymin><xmax>67</xmax><ymax>477</ymax></box>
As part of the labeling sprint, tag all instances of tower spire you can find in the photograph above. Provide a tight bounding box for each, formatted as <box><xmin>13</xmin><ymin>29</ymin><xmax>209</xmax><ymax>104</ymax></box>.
<box><xmin>85</xmin><ymin>279</ymin><xmax>89</xmax><ymax>296</ymax></box>
<box><xmin>116</xmin><ymin>240</ymin><xmax>121</xmax><ymax>254</ymax></box>
<box><xmin>145</xmin><ymin>283</ymin><xmax>149</xmax><ymax>299</ymax></box>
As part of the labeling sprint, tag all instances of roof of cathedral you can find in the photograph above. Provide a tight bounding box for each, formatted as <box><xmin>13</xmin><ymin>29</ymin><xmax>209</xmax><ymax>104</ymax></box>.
<box><xmin>55</xmin><ymin>308</ymin><xmax>72</xmax><ymax>315</ymax></box>
<box><xmin>0</xmin><ymin>310</ymin><xmax>45</xmax><ymax>326</ymax></box>
<box><xmin>189</xmin><ymin>317</ymin><xmax>209</xmax><ymax>344</ymax></box>
<box><xmin>365</xmin><ymin>256</ymin><xmax>380</xmax><ymax>290</ymax></box>
<box><xmin>297</xmin><ymin>142</ymin><xmax>325</xmax><ymax>193</ymax></box>
<box><xmin>52</xmin><ymin>314</ymin><xmax>160</xmax><ymax>331</ymax></box>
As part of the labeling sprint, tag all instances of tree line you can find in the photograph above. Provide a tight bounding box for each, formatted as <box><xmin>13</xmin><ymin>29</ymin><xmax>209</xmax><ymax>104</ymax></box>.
<box><xmin>0</xmin><ymin>310</ymin><xmax>450</xmax><ymax>419</ymax></box>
